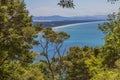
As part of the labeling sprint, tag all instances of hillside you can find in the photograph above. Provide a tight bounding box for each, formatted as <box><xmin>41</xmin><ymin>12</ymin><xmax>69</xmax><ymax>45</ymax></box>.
<box><xmin>33</xmin><ymin>15</ymin><xmax>107</xmax><ymax>27</ymax></box>
<box><xmin>33</xmin><ymin>15</ymin><xmax>107</xmax><ymax>22</ymax></box>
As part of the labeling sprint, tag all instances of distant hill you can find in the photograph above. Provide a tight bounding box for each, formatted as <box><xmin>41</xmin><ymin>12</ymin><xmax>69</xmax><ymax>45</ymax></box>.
<box><xmin>32</xmin><ymin>15</ymin><xmax>107</xmax><ymax>28</ymax></box>
<box><xmin>33</xmin><ymin>15</ymin><xmax>107</xmax><ymax>22</ymax></box>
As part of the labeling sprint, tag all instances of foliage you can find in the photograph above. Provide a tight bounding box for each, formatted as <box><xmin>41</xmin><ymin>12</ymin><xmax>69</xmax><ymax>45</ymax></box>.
<box><xmin>0</xmin><ymin>0</ymin><xmax>43</xmax><ymax>79</ymax></box>
<box><xmin>0</xmin><ymin>0</ymin><xmax>120</xmax><ymax>80</ymax></box>
<box><xmin>99</xmin><ymin>11</ymin><xmax>120</xmax><ymax>68</ymax></box>
<box><xmin>63</xmin><ymin>46</ymin><xmax>92</xmax><ymax>80</ymax></box>
<box><xmin>0</xmin><ymin>62</ymin><xmax>44</xmax><ymax>80</ymax></box>
<box><xmin>57</xmin><ymin>0</ymin><xmax>119</xmax><ymax>8</ymax></box>
<box><xmin>38</xmin><ymin>28</ymin><xmax>70</xmax><ymax>80</ymax></box>
<box><xmin>58</xmin><ymin>0</ymin><xmax>75</xmax><ymax>8</ymax></box>
<box><xmin>89</xmin><ymin>11</ymin><xmax>120</xmax><ymax>79</ymax></box>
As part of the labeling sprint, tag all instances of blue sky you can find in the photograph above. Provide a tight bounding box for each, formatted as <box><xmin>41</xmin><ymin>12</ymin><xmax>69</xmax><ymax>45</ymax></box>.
<box><xmin>25</xmin><ymin>0</ymin><xmax>120</xmax><ymax>17</ymax></box>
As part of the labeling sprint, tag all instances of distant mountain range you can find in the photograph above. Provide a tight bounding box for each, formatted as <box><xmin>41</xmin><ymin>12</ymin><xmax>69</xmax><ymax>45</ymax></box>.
<box><xmin>33</xmin><ymin>15</ymin><xmax>107</xmax><ymax>22</ymax></box>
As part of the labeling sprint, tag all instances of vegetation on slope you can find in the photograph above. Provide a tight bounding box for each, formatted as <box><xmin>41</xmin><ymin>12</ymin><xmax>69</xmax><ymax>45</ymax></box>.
<box><xmin>0</xmin><ymin>0</ymin><xmax>120</xmax><ymax>80</ymax></box>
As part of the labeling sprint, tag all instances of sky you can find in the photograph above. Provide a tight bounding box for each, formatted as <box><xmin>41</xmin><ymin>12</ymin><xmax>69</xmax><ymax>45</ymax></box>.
<box><xmin>24</xmin><ymin>0</ymin><xmax>120</xmax><ymax>17</ymax></box>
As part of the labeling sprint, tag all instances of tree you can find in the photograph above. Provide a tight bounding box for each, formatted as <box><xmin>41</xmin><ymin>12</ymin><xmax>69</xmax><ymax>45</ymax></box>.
<box><xmin>38</xmin><ymin>28</ymin><xmax>70</xmax><ymax>80</ymax></box>
<box><xmin>0</xmin><ymin>62</ymin><xmax>44</xmax><ymax>80</ymax></box>
<box><xmin>99</xmin><ymin>10</ymin><xmax>120</xmax><ymax>68</ymax></box>
<box><xmin>0</xmin><ymin>0</ymin><xmax>42</xmax><ymax>79</ymax></box>
<box><xmin>58</xmin><ymin>0</ymin><xmax>75</xmax><ymax>8</ymax></box>
<box><xmin>90</xmin><ymin>10</ymin><xmax>120</xmax><ymax>80</ymax></box>
<box><xmin>1</xmin><ymin>0</ymin><xmax>120</xmax><ymax>79</ymax></box>
<box><xmin>57</xmin><ymin>0</ymin><xmax>119</xmax><ymax>8</ymax></box>
<box><xmin>63</xmin><ymin>46</ymin><xmax>93</xmax><ymax>80</ymax></box>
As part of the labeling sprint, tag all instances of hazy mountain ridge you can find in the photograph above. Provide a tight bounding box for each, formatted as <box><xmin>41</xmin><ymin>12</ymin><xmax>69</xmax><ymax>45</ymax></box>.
<box><xmin>33</xmin><ymin>15</ymin><xmax>107</xmax><ymax>22</ymax></box>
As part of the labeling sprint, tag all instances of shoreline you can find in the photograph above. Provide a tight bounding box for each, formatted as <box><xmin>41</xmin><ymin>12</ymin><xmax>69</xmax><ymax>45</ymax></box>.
<box><xmin>52</xmin><ymin>20</ymin><xmax>105</xmax><ymax>30</ymax></box>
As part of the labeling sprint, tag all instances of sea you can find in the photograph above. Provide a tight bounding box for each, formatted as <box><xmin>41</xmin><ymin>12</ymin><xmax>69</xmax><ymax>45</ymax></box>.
<box><xmin>53</xmin><ymin>21</ymin><xmax>105</xmax><ymax>47</ymax></box>
<box><xmin>32</xmin><ymin>21</ymin><xmax>105</xmax><ymax>58</ymax></box>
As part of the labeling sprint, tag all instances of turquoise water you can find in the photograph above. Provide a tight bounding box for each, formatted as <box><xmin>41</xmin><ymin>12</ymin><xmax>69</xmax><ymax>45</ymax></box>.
<box><xmin>32</xmin><ymin>21</ymin><xmax>105</xmax><ymax>61</ymax></box>
<box><xmin>33</xmin><ymin>21</ymin><xmax>105</xmax><ymax>53</ymax></box>
<box><xmin>53</xmin><ymin>21</ymin><xmax>105</xmax><ymax>47</ymax></box>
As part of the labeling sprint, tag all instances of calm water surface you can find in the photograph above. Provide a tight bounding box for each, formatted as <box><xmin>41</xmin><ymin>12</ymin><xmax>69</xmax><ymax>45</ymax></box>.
<box><xmin>33</xmin><ymin>21</ymin><xmax>105</xmax><ymax>53</ymax></box>
<box><xmin>53</xmin><ymin>21</ymin><xmax>105</xmax><ymax>47</ymax></box>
